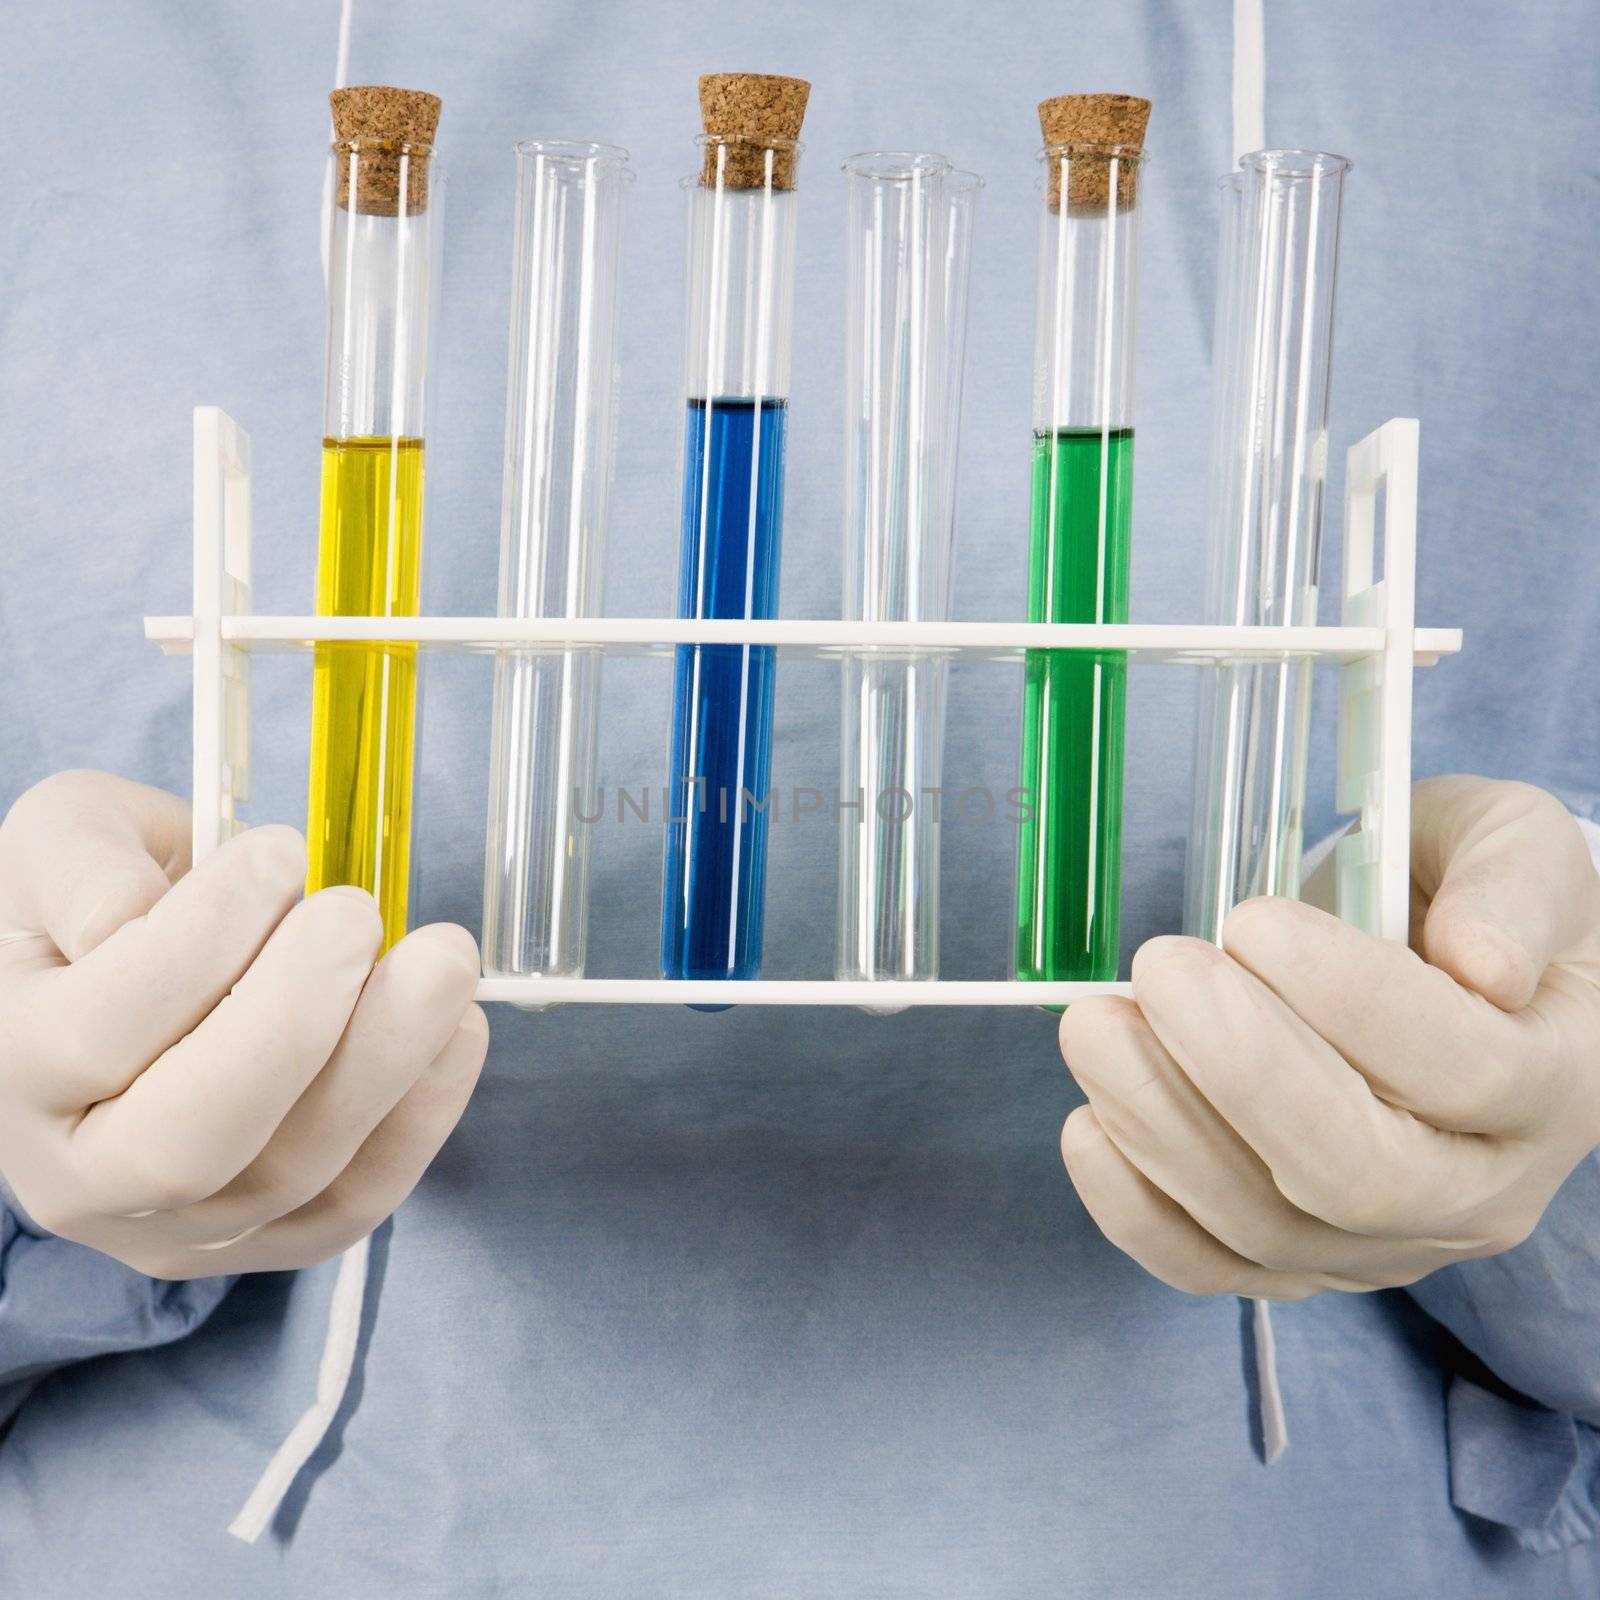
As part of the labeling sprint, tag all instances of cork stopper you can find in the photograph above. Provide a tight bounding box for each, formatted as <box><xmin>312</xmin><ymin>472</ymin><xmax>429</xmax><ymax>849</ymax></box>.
<box><xmin>1038</xmin><ymin>93</ymin><xmax>1150</xmax><ymax>214</ymax></box>
<box><xmin>698</xmin><ymin>72</ymin><xmax>810</xmax><ymax>190</ymax></box>
<box><xmin>330</xmin><ymin>86</ymin><xmax>442</xmax><ymax>215</ymax></box>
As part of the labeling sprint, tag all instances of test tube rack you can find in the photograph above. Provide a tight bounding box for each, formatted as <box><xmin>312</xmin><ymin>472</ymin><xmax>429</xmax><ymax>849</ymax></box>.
<box><xmin>144</xmin><ymin>407</ymin><xmax>1460</xmax><ymax>1008</ymax></box>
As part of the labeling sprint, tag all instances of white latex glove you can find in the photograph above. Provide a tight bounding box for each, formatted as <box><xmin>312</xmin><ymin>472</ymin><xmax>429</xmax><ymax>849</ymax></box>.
<box><xmin>1059</xmin><ymin>775</ymin><xmax>1600</xmax><ymax>1298</ymax></box>
<box><xmin>0</xmin><ymin>770</ymin><xmax>489</xmax><ymax>1279</ymax></box>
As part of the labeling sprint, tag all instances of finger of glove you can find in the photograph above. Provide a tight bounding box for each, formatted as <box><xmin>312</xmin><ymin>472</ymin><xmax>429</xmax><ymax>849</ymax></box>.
<box><xmin>189</xmin><ymin>1004</ymin><xmax>488</xmax><ymax>1275</ymax></box>
<box><xmin>1413</xmin><ymin>776</ymin><xmax>1599</xmax><ymax>1011</ymax></box>
<box><xmin>1130</xmin><ymin>935</ymin><xmax>1514</xmax><ymax>1241</ymax></box>
<box><xmin>168</xmin><ymin>924</ymin><xmax>482</xmax><ymax>1238</ymax></box>
<box><xmin>0</xmin><ymin>772</ymin><xmax>190</xmax><ymax>959</ymax></box>
<box><xmin>1221</xmin><ymin>896</ymin><xmax>1548</xmax><ymax>1136</ymax></box>
<box><xmin>1060</xmin><ymin>1107</ymin><xmax>1327</xmax><ymax>1301</ymax></box>
<box><xmin>1061</xmin><ymin>998</ymin><xmax>1444</xmax><ymax>1288</ymax></box>
<box><xmin>22</xmin><ymin>825</ymin><xmax>307</xmax><ymax>1112</ymax></box>
<box><xmin>68</xmin><ymin>886</ymin><xmax>382</xmax><ymax>1215</ymax></box>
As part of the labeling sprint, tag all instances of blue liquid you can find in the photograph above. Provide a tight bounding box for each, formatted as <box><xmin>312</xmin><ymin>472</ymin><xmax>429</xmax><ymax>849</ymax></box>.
<box><xmin>661</xmin><ymin>397</ymin><xmax>787</xmax><ymax>995</ymax></box>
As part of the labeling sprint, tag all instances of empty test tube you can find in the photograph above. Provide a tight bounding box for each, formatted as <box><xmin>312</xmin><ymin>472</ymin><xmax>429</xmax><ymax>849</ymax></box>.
<box><xmin>661</xmin><ymin>74</ymin><xmax>810</xmax><ymax>992</ymax></box>
<box><xmin>1014</xmin><ymin>95</ymin><xmax>1150</xmax><ymax>988</ymax></box>
<box><xmin>837</xmin><ymin>154</ymin><xmax>980</xmax><ymax>993</ymax></box>
<box><xmin>483</xmin><ymin>141</ymin><xmax>629</xmax><ymax>988</ymax></box>
<box><xmin>306</xmin><ymin>87</ymin><xmax>444</xmax><ymax>949</ymax></box>
<box><xmin>1183</xmin><ymin>150</ymin><xmax>1350</xmax><ymax>943</ymax></box>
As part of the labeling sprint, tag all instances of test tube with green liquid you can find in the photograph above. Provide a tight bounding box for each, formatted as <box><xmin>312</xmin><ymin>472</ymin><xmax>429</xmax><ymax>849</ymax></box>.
<box><xmin>1014</xmin><ymin>95</ymin><xmax>1150</xmax><ymax>986</ymax></box>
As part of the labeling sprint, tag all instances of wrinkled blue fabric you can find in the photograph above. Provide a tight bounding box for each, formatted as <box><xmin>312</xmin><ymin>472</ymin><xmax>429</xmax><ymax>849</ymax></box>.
<box><xmin>1448</xmin><ymin>1381</ymin><xmax>1600</xmax><ymax>1558</ymax></box>
<box><xmin>1412</xmin><ymin>1153</ymin><xmax>1600</xmax><ymax>1429</ymax></box>
<box><xmin>2</xmin><ymin>0</ymin><xmax>1599</xmax><ymax>1595</ymax></box>
<box><xmin>1411</xmin><ymin>1148</ymin><xmax>1600</xmax><ymax>1555</ymax></box>
<box><xmin>0</xmin><ymin>1179</ymin><xmax>232</xmax><ymax>1414</ymax></box>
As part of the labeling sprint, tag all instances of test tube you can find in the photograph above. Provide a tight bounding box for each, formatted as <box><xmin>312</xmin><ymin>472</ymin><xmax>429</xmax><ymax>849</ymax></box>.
<box><xmin>837</xmin><ymin>154</ymin><xmax>980</xmax><ymax>991</ymax></box>
<box><xmin>661</xmin><ymin>74</ymin><xmax>810</xmax><ymax>990</ymax></box>
<box><xmin>1013</xmin><ymin>95</ymin><xmax>1150</xmax><ymax>987</ymax></box>
<box><xmin>1183</xmin><ymin>150</ymin><xmax>1350</xmax><ymax>944</ymax></box>
<box><xmin>482</xmin><ymin>141</ymin><xmax>629</xmax><ymax>987</ymax></box>
<box><xmin>306</xmin><ymin>87</ymin><xmax>444</xmax><ymax>950</ymax></box>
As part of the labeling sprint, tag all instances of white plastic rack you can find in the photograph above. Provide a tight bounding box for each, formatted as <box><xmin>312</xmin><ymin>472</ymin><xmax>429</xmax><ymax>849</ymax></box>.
<box><xmin>145</xmin><ymin>408</ymin><xmax>1460</xmax><ymax>1008</ymax></box>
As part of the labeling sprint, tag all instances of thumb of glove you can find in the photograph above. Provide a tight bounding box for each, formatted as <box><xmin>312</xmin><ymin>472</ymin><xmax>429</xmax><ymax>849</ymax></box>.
<box><xmin>1412</xmin><ymin>775</ymin><xmax>1598</xmax><ymax>1013</ymax></box>
<box><xmin>0</xmin><ymin>771</ymin><xmax>192</xmax><ymax>961</ymax></box>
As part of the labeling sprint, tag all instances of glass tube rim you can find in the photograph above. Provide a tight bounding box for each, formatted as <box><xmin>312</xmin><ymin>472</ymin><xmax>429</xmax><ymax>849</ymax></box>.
<box><xmin>839</xmin><ymin>151</ymin><xmax>985</xmax><ymax>194</ymax></box>
<box><xmin>681</xmin><ymin>131</ymin><xmax>805</xmax><ymax>188</ymax></box>
<box><xmin>841</xmin><ymin>149</ymin><xmax>950</xmax><ymax>181</ymax></box>
<box><xmin>1238</xmin><ymin>147</ymin><xmax>1353</xmax><ymax>178</ymax></box>
<box><xmin>677</xmin><ymin>168</ymin><xmax>805</xmax><ymax>192</ymax></box>
<box><xmin>693</xmin><ymin>132</ymin><xmax>803</xmax><ymax>154</ymax></box>
<box><xmin>512</xmin><ymin>136</ymin><xmax>632</xmax><ymax>169</ymax></box>
<box><xmin>331</xmin><ymin>135</ymin><xmax>436</xmax><ymax>159</ymax></box>
<box><xmin>1037</xmin><ymin>140</ymin><xmax>1147</xmax><ymax>165</ymax></box>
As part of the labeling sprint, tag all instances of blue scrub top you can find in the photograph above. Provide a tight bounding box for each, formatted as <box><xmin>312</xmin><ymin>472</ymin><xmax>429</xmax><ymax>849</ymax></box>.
<box><xmin>1</xmin><ymin>1</ymin><xmax>1598</xmax><ymax>1593</ymax></box>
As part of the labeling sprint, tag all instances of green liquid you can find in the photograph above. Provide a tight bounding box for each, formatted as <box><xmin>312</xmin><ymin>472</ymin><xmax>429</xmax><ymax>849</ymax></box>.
<box><xmin>1015</xmin><ymin>427</ymin><xmax>1133</xmax><ymax>985</ymax></box>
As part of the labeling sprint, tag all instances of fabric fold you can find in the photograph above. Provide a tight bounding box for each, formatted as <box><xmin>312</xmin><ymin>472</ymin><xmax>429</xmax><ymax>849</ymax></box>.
<box><xmin>0</xmin><ymin>1193</ymin><xmax>235</xmax><ymax>1429</ymax></box>
<box><xmin>1447</xmin><ymin>1377</ymin><xmax>1600</xmax><ymax>1556</ymax></box>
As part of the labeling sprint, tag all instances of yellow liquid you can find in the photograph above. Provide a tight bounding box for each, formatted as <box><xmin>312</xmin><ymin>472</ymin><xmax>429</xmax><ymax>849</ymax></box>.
<box><xmin>306</xmin><ymin>436</ymin><xmax>425</xmax><ymax>949</ymax></box>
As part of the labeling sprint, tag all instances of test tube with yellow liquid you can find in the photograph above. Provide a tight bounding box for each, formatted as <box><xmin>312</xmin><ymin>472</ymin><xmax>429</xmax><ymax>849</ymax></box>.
<box><xmin>307</xmin><ymin>87</ymin><xmax>444</xmax><ymax>947</ymax></box>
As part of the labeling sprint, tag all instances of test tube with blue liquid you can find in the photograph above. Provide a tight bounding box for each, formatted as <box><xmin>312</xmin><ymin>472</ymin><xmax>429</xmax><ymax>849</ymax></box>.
<box><xmin>661</xmin><ymin>74</ymin><xmax>810</xmax><ymax>996</ymax></box>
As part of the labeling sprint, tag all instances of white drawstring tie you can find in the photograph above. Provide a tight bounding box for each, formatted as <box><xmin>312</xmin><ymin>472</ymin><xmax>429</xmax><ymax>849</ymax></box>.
<box><xmin>228</xmin><ymin>1236</ymin><xmax>370</xmax><ymax>1543</ymax></box>
<box><xmin>1252</xmin><ymin>1297</ymin><xmax>1289</xmax><ymax>1463</ymax></box>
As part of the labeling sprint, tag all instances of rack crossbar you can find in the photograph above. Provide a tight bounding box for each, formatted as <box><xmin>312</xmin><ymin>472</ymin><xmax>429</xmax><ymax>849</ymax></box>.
<box><xmin>143</xmin><ymin>613</ymin><xmax>1462</xmax><ymax>667</ymax></box>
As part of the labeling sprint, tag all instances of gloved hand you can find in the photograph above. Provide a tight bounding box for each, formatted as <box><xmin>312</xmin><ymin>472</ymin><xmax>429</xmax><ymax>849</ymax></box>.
<box><xmin>1059</xmin><ymin>775</ymin><xmax>1600</xmax><ymax>1298</ymax></box>
<box><xmin>0</xmin><ymin>770</ymin><xmax>489</xmax><ymax>1280</ymax></box>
